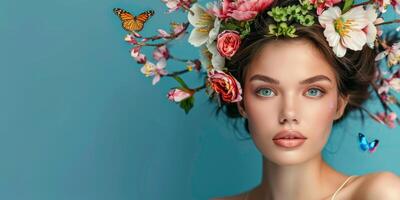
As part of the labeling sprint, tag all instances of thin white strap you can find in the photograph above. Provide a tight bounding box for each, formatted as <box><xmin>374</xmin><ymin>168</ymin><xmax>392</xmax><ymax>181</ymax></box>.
<box><xmin>330</xmin><ymin>175</ymin><xmax>356</xmax><ymax>200</ymax></box>
<box><xmin>244</xmin><ymin>176</ymin><xmax>356</xmax><ymax>200</ymax></box>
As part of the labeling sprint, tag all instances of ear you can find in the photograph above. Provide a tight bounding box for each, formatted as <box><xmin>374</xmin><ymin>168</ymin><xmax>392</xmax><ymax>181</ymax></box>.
<box><xmin>236</xmin><ymin>100</ymin><xmax>248</xmax><ymax>119</ymax></box>
<box><xmin>334</xmin><ymin>94</ymin><xmax>349</xmax><ymax>120</ymax></box>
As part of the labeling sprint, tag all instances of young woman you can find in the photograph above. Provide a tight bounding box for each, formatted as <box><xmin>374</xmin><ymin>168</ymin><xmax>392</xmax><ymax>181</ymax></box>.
<box><xmin>209</xmin><ymin>0</ymin><xmax>400</xmax><ymax>199</ymax></box>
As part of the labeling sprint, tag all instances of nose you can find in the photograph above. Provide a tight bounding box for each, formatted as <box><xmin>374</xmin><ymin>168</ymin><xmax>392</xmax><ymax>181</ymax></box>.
<box><xmin>279</xmin><ymin>95</ymin><xmax>299</xmax><ymax>125</ymax></box>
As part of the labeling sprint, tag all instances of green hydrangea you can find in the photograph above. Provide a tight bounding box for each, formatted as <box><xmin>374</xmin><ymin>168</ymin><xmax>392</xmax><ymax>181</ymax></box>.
<box><xmin>268</xmin><ymin>23</ymin><xmax>297</xmax><ymax>38</ymax></box>
<box><xmin>266</xmin><ymin>0</ymin><xmax>315</xmax><ymax>38</ymax></box>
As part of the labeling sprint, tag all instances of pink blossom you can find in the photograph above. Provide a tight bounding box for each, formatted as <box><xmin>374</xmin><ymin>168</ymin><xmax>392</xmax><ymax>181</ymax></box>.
<box><xmin>161</xmin><ymin>0</ymin><xmax>192</xmax><ymax>13</ymax></box>
<box><xmin>171</xmin><ymin>22</ymin><xmax>186</xmax><ymax>39</ymax></box>
<box><xmin>157</xmin><ymin>23</ymin><xmax>186</xmax><ymax>40</ymax></box>
<box><xmin>140</xmin><ymin>59</ymin><xmax>168</xmax><ymax>85</ymax></box>
<box><xmin>124</xmin><ymin>34</ymin><xmax>138</xmax><ymax>45</ymax></box>
<box><xmin>309</xmin><ymin>0</ymin><xmax>342</xmax><ymax>15</ymax></box>
<box><xmin>207</xmin><ymin>0</ymin><xmax>274</xmax><ymax>21</ymax></box>
<box><xmin>167</xmin><ymin>88</ymin><xmax>194</xmax><ymax>102</ymax></box>
<box><xmin>153</xmin><ymin>45</ymin><xmax>170</xmax><ymax>61</ymax></box>
<box><xmin>392</xmin><ymin>0</ymin><xmax>400</xmax><ymax>14</ymax></box>
<box><xmin>131</xmin><ymin>46</ymin><xmax>147</xmax><ymax>64</ymax></box>
<box><xmin>375</xmin><ymin>42</ymin><xmax>400</xmax><ymax>67</ymax></box>
<box><xmin>374</xmin><ymin>112</ymin><xmax>398</xmax><ymax>128</ymax></box>
<box><xmin>157</xmin><ymin>29</ymin><xmax>171</xmax><ymax>38</ymax></box>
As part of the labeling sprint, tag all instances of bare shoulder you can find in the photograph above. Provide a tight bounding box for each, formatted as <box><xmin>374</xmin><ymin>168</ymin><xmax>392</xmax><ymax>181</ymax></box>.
<box><xmin>355</xmin><ymin>171</ymin><xmax>400</xmax><ymax>200</ymax></box>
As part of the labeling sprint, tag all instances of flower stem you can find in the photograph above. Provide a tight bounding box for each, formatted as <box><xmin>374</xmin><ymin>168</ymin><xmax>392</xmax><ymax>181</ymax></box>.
<box><xmin>169</xmin><ymin>54</ymin><xmax>192</xmax><ymax>63</ymax></box>
<box><xmin>181</xmin><ymin>4</ymin><xmax>194</xmax><ymax>15</ymax></box>
<box><xmin>165</xmin><ymin>69</ymin><xmax>190</xmax><ymax>77</ymax></box>
<box><xmin>137</xmin><ymin>22</ymin><xmax>190</xmax><ymax>47</ymax></box>
<box><xmin>194</xmin><ymin>84</ymin><xmax>206</xmax><ymax>92</ymax></box>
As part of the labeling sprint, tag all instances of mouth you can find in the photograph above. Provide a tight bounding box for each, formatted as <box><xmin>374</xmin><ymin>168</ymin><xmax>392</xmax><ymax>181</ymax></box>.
<box><xmin>273</xmin><ymin>130</ymin><xmax>307</xmax><ymax>140</ymax></box>
<box><xmin>272</xmin><ymin>130</ymin><xmax>307</xmax><ymax>148</ymax></box>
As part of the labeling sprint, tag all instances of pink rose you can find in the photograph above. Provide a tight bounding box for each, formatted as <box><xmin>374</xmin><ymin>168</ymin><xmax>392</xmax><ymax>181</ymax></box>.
<box><xmin>207</xmin><ymin>0</ymin><xmax>274</xmax><ymax>21</ymax></box>
<box><xmin>167</xmin><ymin>88</ymin><xmax>193</xmax><ymax>102</ymax></box>
<box><xmin>309</xmin><ymin>0</ymin><xmax>342</xmax><ymax>15</ymax></box>
<box><xmin>216</xmin><ymin>30</ymin><xmax>241</xmax><ymax>58</ymax></box>
<box><xmin>207</xmin><ymin>69</ymin><xmax>242</xmax><ymax>103</ymax></box>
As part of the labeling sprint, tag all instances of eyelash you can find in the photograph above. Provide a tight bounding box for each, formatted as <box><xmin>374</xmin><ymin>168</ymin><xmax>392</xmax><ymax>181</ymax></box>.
<box><xmin>255</xmin><ymin>87</ymin><xmax>326</xmax><ymax>98</ymax></box>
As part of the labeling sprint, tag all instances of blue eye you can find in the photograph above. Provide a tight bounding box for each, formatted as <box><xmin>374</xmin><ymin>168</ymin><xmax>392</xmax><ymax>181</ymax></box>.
<box><xmin>256</xmin><ymin>88</ymin><xmax>275</xmax><ymax>97</ymax></box>
<box><xmin>306</xmin><ymin>88</ymin><xmax>325</xmax><ymax>97</ymax></box>
<box><xmin>255</xmin><ymin>87</ymin><xmax>325</xmax><ymax>97</ymax></box>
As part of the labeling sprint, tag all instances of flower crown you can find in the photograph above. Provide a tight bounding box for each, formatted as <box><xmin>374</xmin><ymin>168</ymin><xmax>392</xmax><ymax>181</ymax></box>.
<box><xmin>114</xmin><ymin>0</ymin><xmax>400</xmax><ymax>128</ymax></box>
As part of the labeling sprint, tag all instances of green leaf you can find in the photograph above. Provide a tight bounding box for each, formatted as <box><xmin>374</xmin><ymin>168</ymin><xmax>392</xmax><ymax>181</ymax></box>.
<box><xmin>179</xmin><ymin>96</ymin><xmax>195</xmax><ymax>114</ymax></box>
<box><xmin>342</xmin><ymin>0</ymin><xmax>354</xmax><ymax>13</ymax></box>
<box><xmin>172</xmin><ymin>76</ymin><xmax>189</xmax><ymax>89</ymax></box>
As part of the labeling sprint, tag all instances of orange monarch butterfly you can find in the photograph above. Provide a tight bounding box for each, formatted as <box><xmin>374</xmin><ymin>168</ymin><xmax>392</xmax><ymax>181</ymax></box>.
<box><xmin>113</xmin><ymin>8</ymin><xmax>154</xmax><ymax>33</ymax></box>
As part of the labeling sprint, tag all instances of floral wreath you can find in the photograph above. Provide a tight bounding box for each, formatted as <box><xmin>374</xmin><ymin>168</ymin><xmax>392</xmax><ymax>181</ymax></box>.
<box><xmin>114</xmin><ymin>0</ymin><xmax>400</xmax><ymax>129</ymax></box>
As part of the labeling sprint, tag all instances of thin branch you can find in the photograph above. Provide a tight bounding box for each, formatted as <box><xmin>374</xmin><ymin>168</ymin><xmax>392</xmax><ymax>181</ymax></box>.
<box><xmin>193</xmin><ymin>84</ymin><xmax>206</xmax><ymax>92</ymax></box>
<box><xmin>137</xmin><ymin>22</ymin><xmax>190</xmax><ymax>47</ymax></box>
<box><xmin>375</xmin><ymin>19</ymin><xmax>400</xmax><ymax>26</ymax></box>
<box><xmin>169</xmin><ymin>54</ymin><xmax>193</xmax><ymax>63</ymax></box>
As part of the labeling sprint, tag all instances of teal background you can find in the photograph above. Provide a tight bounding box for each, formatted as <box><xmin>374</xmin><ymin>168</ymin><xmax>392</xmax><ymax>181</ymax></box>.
<box><xmin>1</xmin><ymin>0</ymin><xmax>399</xmax><ymax>199</ymax></box>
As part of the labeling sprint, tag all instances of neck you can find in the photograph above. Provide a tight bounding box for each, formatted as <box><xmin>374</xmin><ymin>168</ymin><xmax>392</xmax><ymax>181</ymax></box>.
<box><xmin>256</xmin><ymin>153</ymin><xmax>338</xmax><ymax>200</ymax></box>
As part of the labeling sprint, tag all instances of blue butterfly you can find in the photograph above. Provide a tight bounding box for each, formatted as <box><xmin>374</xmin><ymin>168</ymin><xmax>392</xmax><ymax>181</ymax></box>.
<box><xmin>358</xmin><ymin>132</ymin><xmax>379</xmax><ymax>153</ymax></box>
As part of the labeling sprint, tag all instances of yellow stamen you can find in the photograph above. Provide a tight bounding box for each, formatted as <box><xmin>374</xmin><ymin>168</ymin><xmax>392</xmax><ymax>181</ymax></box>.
<box><xmin>334</xmin><ymin>17</ymin><xmax>354</xmax><ymax>37</ymax></box>
<box><xmin>142</xmin><ymin>63</ymin><xmax>154</xmax><ymax>77</ymax></box>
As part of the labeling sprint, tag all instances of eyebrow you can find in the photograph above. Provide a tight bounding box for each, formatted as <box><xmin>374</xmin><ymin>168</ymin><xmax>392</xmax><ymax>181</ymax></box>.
<box><xmin>249</xmin><ymin>74</ymin><xmax>332</xmax><ymax>85</ymax></box>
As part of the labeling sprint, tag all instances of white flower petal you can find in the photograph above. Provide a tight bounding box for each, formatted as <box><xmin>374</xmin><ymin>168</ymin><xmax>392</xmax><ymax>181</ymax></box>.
<box><xmin>188</xmin><ymin>28</ymin><xmax>210</xmax><ymax>47</ymax></box>
<box><xmin>318</xmin><ymin>6</ymin><xmax>341</xmax><ymax>27</ymax></box>
<box><xmin>208</xmin><ymin>18</ymin><xmax>221</xmax><ymax>44</ymax></box>
<box><xmin>206</xmin><ymin>42</ymin><xmax>225</xmax><ymax>70</ymax></box>
<box><xmin>343</xmin><ymin>7</ymin><xmax>369</xmax><ymax>29</ymax></box>
<box><xmin>365</xmin><ymin>5</ymin><xmax>378</xmax><ymax>22</ymax></box>
<box><xmin>365</xmin><ymin>24</ymin><xmax>377</xmax><ymax>48</ymax></box>
<box><xmin>324</xmin><ymin>24</ymin><xmax>340</xmax><ymax>47</ymax></box>
<box><xmin>188</xmin><ymin>3</ymin><xmax>213</xmax><ymax>28</ymax></box>
<box><xmin>333</xmin><ymin>42</ymin><xmax>347</xmax><ymax>57</ymax></box>
<box><xmin>342</xmin><ymin>30</ymin><xmax>366</xmax><ymax>51</ymax></box>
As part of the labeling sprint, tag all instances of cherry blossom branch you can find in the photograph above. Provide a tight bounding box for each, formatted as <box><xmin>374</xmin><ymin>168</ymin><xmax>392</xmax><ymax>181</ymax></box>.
<box><xmin>137</xmin><ymin>22</ymin><xmax>190</xmax><ymax>46</ymax></box>
<box><xmin>169</xmin><ymin>54</ymin><xmax>194</xmax><ymax>63</ymax></box>
<box><xmin>181</xmin><ymin>4</ymin><xmax>194</xmax><ymax>15</ymax></box>
<box><xmin>375</xmin><ymin>19</ymin><xmax>400</xmax><ymax>26</ymax></box>
<box><xmin>376</xmin><ymin>37</ymin><xmax>389</xmax><ymax>49</ymax></box>
<box><xmin>165</xmin><ymin>68</ymin><xmax>192</xmax><ymax>77</ymax></box>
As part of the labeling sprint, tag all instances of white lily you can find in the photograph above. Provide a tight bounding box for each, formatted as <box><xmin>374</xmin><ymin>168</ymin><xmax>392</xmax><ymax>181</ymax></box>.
<box><xmin>318</xmin><ymin>6</ymin><xmax>369</xmax><ymax>57</ymax></box>
<box><xmin>188</xmin><ymin>3</ymin><xmax>216</xmax><ymax>47</ymax></box>
<box><xmin>206</xmin><ymin>41</ymin><xmax>225</xmax><ymax>71</ymax></box>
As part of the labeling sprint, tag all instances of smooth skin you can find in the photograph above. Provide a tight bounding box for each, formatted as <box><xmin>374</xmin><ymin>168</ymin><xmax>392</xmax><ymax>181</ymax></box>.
<box><xmin>213</xmin><ymin>39</ymin><xmax>400</xmax><ymax>200</ymax></box>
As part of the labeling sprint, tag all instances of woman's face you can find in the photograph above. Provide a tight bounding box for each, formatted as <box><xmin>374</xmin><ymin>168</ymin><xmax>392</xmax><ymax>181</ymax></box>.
<box><xmin>237</xmin><ymin>39</ymin><xmax>348</xmax><ymax>166</ymax></box>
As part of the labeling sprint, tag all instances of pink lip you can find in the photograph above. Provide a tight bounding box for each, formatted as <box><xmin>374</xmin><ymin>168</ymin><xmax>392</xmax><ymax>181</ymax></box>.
<box><xmin>272</xmin><ymin>130</ymin><xmax>307</xmax><ymax>148</ymax></box>
<box><xmin>273</xmin><ymin>130</ymin><xmax>307</xmax><ymax>140</ymax></box>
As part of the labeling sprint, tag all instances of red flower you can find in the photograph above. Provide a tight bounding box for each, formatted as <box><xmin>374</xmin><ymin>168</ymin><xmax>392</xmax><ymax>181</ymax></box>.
<box><xmin>207</xmin><ymin>69</ymin><xmax>242</xmax><ymax>103</ymax></box>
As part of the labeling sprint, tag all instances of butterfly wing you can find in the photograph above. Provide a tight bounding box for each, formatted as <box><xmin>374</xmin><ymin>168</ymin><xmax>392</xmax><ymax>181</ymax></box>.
<box><xmin>113</xmin><ymin>8</ymin><xmax>136</xmax><ymax>32</ymax></box>
<box><xmin>133</xmin><ymin>10</ymin><xmax>155</xmax><ymax>32</ymax></box>
<box><xmin>358</xmin><ymin>133</ymin><xmax>369</xmax><ymax>152</ymax></box>
<box><xmin>368</xmin><ymin>139</ymin><xmax>379</xmax><ymax>153</ymax></box>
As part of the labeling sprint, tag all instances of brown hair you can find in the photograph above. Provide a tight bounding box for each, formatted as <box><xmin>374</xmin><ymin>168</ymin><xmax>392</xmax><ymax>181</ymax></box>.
<box><xmin>211</xmin><ymin>0</ymin><xmax>381</xmax><ymax>135</ymax></box>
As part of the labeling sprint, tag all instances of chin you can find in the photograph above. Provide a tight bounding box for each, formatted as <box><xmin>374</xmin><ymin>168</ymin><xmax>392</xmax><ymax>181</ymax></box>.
<box><xmin>264</xmin><ymin>151</ymin><xmax>310</xmax><ymax>166</ymax></box>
